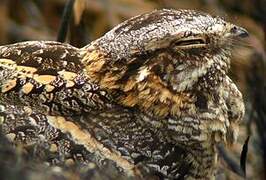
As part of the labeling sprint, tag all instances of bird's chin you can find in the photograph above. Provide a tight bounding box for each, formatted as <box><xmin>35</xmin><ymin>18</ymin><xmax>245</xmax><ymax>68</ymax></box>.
<box><xmin>226</xmin><ymin>122</ymin><xmax>240</xmax><ymax>145</ymax></box>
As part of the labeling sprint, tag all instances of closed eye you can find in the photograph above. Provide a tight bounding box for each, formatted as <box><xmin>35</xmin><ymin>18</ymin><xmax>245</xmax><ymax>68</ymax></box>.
<box><xmin>173</xmin><ymin>38</ymin><xmax>207</xmax><ymax>48</ymax></box>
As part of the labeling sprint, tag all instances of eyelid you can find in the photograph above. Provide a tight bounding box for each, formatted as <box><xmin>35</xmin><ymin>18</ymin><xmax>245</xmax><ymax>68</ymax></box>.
<box><xmin>172</xmin><ymin>36</ymin><xmax>208</xmax><ymax>48</ymax></box>
<box><xmin>175</xmin><ymin>38</ymin><xmax>205</xmax><ymax>45</ymax></box>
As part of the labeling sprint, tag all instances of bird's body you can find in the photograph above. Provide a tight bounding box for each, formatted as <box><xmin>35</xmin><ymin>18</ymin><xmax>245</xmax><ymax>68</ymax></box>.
<box><xmin>0</xmin><ymin>9</ymin><xmax>246</xmax><ymax>179</ymax></box>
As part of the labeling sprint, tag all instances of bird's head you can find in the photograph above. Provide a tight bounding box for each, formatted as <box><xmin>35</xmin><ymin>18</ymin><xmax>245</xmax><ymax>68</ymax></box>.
<box><xmin>83</xmin><ymin>9</ymin><xmax>248</xmax><ymax>117</ymax></box>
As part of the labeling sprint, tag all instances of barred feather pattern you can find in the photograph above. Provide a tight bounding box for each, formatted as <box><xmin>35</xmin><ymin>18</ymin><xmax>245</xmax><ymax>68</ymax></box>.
<box><xmin>0</xmin><ymin>9</ymin><xmax>246</xmax><ymax>179</ymax></box>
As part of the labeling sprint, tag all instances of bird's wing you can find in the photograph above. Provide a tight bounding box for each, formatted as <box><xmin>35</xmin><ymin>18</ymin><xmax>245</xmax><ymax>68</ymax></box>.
<box><xmin>0</xmin><ymin>41</ymin><xmax>136</xmax><ymax>174</ymax></box>
<box><xmin>0</xmin><ymin>41</ymin><xmax>111</xmax><ymax>115</ymax></box>
<box><xmin>0</xmin><ymin>41</ymin><xmax>84</xmax><ymax>72</ymax></box>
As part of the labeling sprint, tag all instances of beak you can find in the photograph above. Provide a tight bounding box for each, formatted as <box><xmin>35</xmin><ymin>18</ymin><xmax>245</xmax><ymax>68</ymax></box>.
<box><xmin>230</xmin><ymin>26</ymin><xmax>249</xmax><ymax>38</ymax></box>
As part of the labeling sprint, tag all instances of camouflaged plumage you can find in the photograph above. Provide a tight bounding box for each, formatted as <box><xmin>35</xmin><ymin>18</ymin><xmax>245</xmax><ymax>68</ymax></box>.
<box><xmin>0</xmin><ymin>9</ymin><xmax>247</xmax><ymax>179</ymax></box>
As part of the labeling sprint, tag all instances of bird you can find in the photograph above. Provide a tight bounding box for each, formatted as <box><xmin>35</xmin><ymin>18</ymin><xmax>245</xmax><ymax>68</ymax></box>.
<box><xmin>0</xmin><ymin>9</ymin><xmax>247</xmax><ymax>179</ymax></box>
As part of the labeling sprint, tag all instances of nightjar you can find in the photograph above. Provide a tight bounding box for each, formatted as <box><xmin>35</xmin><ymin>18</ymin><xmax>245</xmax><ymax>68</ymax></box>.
<box><xmin>0</xmin><ymin>9</ymin><xmax>247</xmax><ymax>179</ymax></box>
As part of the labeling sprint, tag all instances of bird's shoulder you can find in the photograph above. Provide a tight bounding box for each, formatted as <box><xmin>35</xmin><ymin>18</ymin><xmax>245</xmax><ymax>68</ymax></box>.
<box><xmin>0</xmin><ymin>41</ymin><xmax>111</xmax><ymax>115</ymax></box>
<box><xmin>0</xmin><ymin>41</ymin><xmax>84</xmax><ymax>73</ymax></box>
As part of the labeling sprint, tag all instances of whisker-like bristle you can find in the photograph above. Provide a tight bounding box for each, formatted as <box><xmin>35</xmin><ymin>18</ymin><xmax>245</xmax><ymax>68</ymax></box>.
<box><xmin>229</xmin><ymin>38</ymin><xmax>253</xmax><ymax>49</ymax></box>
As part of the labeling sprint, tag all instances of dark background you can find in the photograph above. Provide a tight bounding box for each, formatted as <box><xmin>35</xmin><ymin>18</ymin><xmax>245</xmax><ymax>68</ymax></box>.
<box><xmin>0</xmin><ymin>0</ymin><xmax>265</xmax><ymax>179</ymax></box>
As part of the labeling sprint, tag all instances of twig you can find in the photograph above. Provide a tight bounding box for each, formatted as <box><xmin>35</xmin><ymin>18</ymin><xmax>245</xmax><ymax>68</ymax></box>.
<box><xmin>240</xmin><ymin>136</ymin><xmax>250</xmax><ymax>177</ymax></box>
<box><xmin>217</xmin><ymin>144</ymin><xmax>245</xmax><ymax>178</ymax></box>
<box><xmin>57</xmin><ymin>0</ymin><xmax>75</xmax><ymax>42</ymax></box>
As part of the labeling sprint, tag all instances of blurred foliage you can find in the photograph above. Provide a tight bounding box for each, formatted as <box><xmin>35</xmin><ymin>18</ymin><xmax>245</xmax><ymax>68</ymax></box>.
<box><xmin>0</xmin><ymin>0</ymin><xmax>265</xmax><ymax>179</ymax></box>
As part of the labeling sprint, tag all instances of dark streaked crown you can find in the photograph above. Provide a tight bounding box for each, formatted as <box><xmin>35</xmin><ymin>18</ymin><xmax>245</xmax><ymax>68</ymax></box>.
<box><xmin>83</xmin><ymin>9</ymin><xmax>248</xmax><ymax>96</ymax></box>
